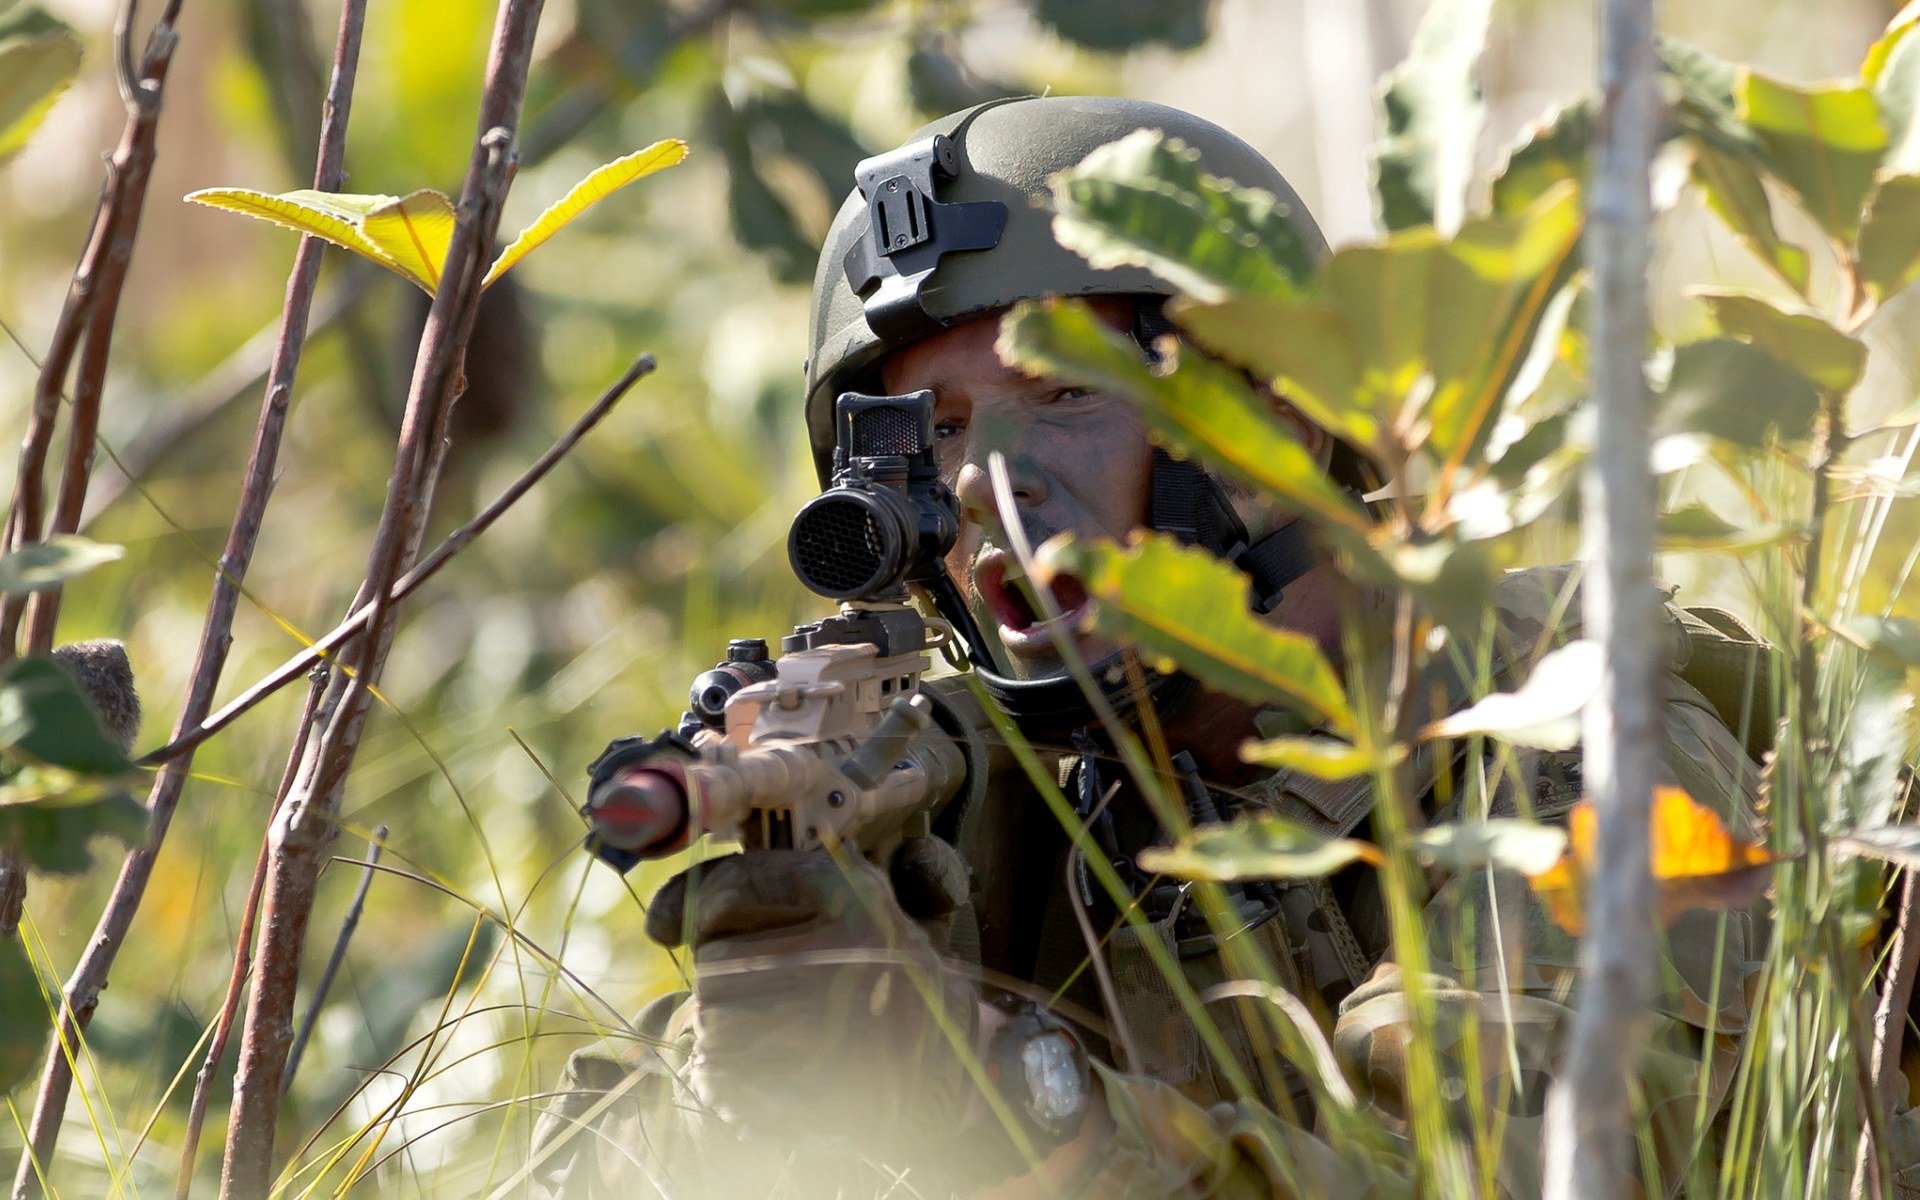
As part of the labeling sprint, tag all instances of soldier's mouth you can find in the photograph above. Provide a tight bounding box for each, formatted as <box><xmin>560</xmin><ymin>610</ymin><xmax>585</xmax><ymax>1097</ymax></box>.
<box><xmin>976</xmin><ymin>555</ymin><xmax>1090</xmax><ymax>657</ymax></box>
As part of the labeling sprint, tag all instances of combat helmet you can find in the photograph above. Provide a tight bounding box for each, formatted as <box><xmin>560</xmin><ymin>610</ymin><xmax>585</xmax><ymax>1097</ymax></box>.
<box><xmin>806</xmin><ymin>95</ymin><xmax>1328</xmax><ymax>482</ymax></box>
<box><xmin>804</xmin><ymin>96</ymin><xmax>1331</xmax><ymax>731</ymax></box>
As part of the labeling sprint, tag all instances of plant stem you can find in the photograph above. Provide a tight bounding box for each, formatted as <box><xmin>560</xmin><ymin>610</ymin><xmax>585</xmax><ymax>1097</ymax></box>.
<box><xmin>6</xmin><ymin>0</ymin><xmax>367</xmax><ymax>1188</ymax></box>
<box><xmin>1540</xmin><ymin>0</ymin><xmax>1662</xmax><ymax>1194</ymax></box>
<box><xmin>138</xmin><ymin>352</ymin><xmax>654</xmax><ymax>770</ymax></box>
<box><xmin>217</xmin><ymin>3</ymin><xmax>546</xmax><ymax>1193</ymax></box>
<box><xmin>281</xmin><ymin>825</ymin><xmax>388</xmax><ymax>1094</ymax></box>
<box><xmin>0</xmin><ymin>0</ymin><xmax>190</xmax><ymax>943</ymax></box>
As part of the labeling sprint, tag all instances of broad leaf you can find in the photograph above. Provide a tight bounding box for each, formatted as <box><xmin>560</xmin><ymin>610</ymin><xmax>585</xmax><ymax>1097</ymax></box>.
<box><xmin>0</xmin><ymin>790</ymin><xmax>147</xmax><ymax>875</ymax></box>
<box><xmin>1425</xmin><ymin>640</ymin><xmax>1601</xmax><ymax>750</ymax></box>
<box><xmin>1179</xmin><ymin>182</ymin><xmax>1582</xmax><ymax>470</ymax></box>
<box><xmin>1528</xmin><ymin>786</ymin><xmax>1774</xmax><ymax>935</ymax></box>
<box><xmin>360</xmin><ymin>189</ymin><xmax>457</xmax><ymax>293</ymax></box>
<box><xmin>996</xmin><ymin>299</ymin><xmax>1370</xmax><ymax>534</ymax></box>
<box><xmin>1737</xmin><ymin>71</ymin><xmax>1889</xmax><ymax>242</ymax></box>
<box><xmin>1659</xmin><ymin>502</ymin><xmax>1794</xmax><ymax>554</ymax></box>
<box><xmin>1416</xmin><ymin>820</ymin><xmax>1567</xmax><ymax>875</ymax></box>
<box><xmin>1051</xmin><ymin>129</ymin><xmax>1318</xmax><ymax>303</ymax></box>
<box><xmin>1690</xmin><ymin>144</ymin><xmax>1815</xmax><ymax>297</ymax></box>
<box><xmin>0</xmin><ymin>656</ymin><xmax>136</xmax><ymax>775</ymax></box>
<box><xmin>0</xmin><ymin>934</ymin><xmax>46</xmax><ymax>1091</ymax></box>
<box><xmin>1842</xmin><ymin>614</ymin><xmax>1920</xmax><ymax>669</ymax></box>
<box><xmin>1030</xmin><ymin>0</ymin><xmax>1212</xmax><ymax>52</ymax></box>
<box><xmin>1833</xmin><ymin>824</ymin><xmax>1920</xmax><ymax>868</ymax></box>
<box><xmin>1840</xmin><ymin>664</ymin><xmax>1915</xmax><ymax>830</ymax></box>
<box><xmin>487</xmin><ymin>140</ymin><xmax>689</xmax><ymax>286</ymax></box>
<box><xmin>1371</xmin><ymin>0</ymin><xmax>1493</xmax><ymax>233</ymax></box>
<box><xmin>1490</xmin><ymin>101</ymin><xmax>1592</xmax><ymax>217</ymax></box>
<box><xmin>186</xmin><ymin>188</ymin><xmax>407</xmax><ymax>283</ymax></box>
<box><xmin>1238</xmin><ymin>735</ymin><xmax>1381</xmax><ymax>782</ymax></box>
<box><xmin>1875</xmin><ymin>19</ymin><xmax>1920</xmax><ymax>173</ymax></box>
<box><xmin>1138</xmin><ymin>812</ymin><xmax>1381</xmax><ymax>882</ymax></box>
<box><xmin>709</xmin><ymin>90</ymin><xmax>813</xmax><ymax>282</ymax></box>
<box><xmin>1037</xmin><ymin>532</ymin><xmax>1354</xmax><ymax>733</ymax></box>
<box><xmin>0</xmin><ymin>535</ymin><xmax>122</xmax><ymax>594</ymax></box>
<box><xmin>1655</xmin><ymin>338</ymin><xmax>1820</xmax><ymax>449</ymax></box>
<box><xmin>1860</xmin><ymin>173</ymin><xmax>1920</xmax><ymax>299</ymax></box>
<box><xmin>1691</xmin><ymin>287</ymin><xmax>1866</xmax><ymax>394</ymax></box>
<box><xmin>1865</xmin><ymin>0</ymin><xmax>1920</xmax><ymax>84</ymax></box>
<box><xmin>0</xmin><ymin>5</ymin><xmax>79</xmax><ymax>162</ymax></box>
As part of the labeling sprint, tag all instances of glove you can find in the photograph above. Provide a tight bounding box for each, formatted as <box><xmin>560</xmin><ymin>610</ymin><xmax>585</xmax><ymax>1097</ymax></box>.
<box><xmin>645</xmin><ymin>839</ymin><xmax>982</xmax><ymax>1177</ymax></box>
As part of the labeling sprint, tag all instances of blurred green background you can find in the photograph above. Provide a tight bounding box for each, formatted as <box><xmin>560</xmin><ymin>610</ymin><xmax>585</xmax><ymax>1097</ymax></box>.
<box><xmin>1</xmin><ymin>0</ymin><xmax>1915</xmax><ymax>1192</ymax></box>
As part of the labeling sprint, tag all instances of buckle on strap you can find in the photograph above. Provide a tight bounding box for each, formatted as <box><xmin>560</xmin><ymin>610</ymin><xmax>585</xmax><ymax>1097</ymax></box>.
<box><xmin>842</xmin><ymin>133</ymin><xmax>1008</xmax><ymax>342</ymax></box>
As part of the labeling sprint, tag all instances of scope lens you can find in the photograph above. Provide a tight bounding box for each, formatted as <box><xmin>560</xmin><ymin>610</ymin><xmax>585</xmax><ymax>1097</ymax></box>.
<box><xmin>789</xmin><ymin>489</ymin><xmax>910</xmax><ymax>599</ymax></box>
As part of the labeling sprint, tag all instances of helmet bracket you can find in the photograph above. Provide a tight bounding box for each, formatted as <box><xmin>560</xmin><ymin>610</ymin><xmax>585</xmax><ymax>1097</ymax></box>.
<box><xmin>842</xmin><ymin>133</ymin><xmax>1009</xmax><ymax>343</ymax></box>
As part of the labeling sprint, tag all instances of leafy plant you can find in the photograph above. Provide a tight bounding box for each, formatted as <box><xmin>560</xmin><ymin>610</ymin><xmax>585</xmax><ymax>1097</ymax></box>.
<box><xmin>187</xmin><ymin>140</ymin><xmax>688</xmax><ymax>293</ymax></box>
<box><xmin>0</xmin><ymin>2</ymin><xmax>81</xmax><ymax>163</ymax></box>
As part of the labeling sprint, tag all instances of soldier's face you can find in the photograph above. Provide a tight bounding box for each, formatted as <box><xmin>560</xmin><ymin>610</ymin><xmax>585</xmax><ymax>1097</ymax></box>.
<box><xmin>879</xmin><ymin>300</ymin><xmax>1153</xmax><ymax>678</ymax></box>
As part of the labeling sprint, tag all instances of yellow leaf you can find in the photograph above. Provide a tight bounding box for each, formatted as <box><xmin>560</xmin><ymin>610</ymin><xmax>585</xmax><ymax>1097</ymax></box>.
<box><xmin>484</xmin><ymin>140</ymin><xmax>689</xmax><ymax>286</ymax></box>
<box><xmin>1526</xmin><ymin>785</ymin><xmax>1773</xmax><ymax>935</ymax></box>
<box><xmin>185</xmin><ymin>188</ymin><xmax>397</xmax><ymax>274</ymax></box>
<box><xmin>361</xmin><ymin>189</ymin><xmax>458</xmax><ymax>293</ymax></box>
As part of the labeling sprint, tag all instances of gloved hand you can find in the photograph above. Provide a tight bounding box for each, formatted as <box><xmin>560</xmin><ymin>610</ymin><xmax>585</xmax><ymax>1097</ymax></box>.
<box><xmin>645</xmin><ymin>839</ymin><xmax>982</xmax><ymax>1171</ymax></box>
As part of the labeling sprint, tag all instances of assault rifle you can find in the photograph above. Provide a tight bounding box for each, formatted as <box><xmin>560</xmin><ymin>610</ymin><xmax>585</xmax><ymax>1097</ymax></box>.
<box><xmin>581</xmin><ymin>390</ymin><xmax>991</xmax><ymax>872</ymax></box>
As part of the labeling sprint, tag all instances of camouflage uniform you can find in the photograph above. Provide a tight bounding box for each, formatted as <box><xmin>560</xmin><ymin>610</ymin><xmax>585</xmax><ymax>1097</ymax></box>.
<box><xmin>528</xmin><ymin>563</ymin><xmax>1773</xmax><ymax>1198</ymax></box>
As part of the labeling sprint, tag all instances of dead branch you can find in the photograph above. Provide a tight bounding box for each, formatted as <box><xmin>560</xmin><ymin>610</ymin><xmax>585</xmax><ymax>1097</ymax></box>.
<box><xmin>281</xmin><ymin>824</ymin><xmax>388</xmax><ymax>1093</ymax></box>
<box><xmin>6</xmin><ymin>0</ymin><xmax>369</xmax><ymax>1188</ymax></box>
<box><xmin>217</xmin><ymin>1</ymin><xmax>548</xmax><ymax>1192</ymax></box>
<box><xmin>138</xmin><ymin>352</ymin><xmax>655</xmax><ymax>770</ymax></box>
<box><xmin>1539</xmin><ymin>0</ymin><xmax>1664</xmax><ymax>1196</ymax></box>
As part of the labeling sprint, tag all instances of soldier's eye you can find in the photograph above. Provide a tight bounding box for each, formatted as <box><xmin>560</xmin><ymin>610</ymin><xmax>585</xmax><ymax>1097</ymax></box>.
<box><xmin>1048</xmin><ymin>387</ymin><xmax>1093</xmax><ymax>404</ymax></box>
<box><xmin>934</xmin><ymin>418</ymin><xmax>965</xmax><ymax>441</ymax></box>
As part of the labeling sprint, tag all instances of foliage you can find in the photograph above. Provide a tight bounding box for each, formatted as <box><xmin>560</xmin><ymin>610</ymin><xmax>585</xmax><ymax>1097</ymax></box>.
<box><xmin>188</xmin><ymin>140</ymin><xmax>689</xmax><ymax>294</ymax></box>
<box><xmin>0</xmin><ymin>2</ymin><xmax>80</xmax><ymax>162</ymax></box>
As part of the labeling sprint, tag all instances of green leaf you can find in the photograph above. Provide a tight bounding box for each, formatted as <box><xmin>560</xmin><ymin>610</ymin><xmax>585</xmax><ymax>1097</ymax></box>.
<box><xmin>1037</xmin><ymin>533</ymin><xmax>1354</xmax><ymax>733</ymax></box>
<box><xmin>188</xmin><ymin>188</ymin><xmax>418</xmax><ymax>289</ymax></box>
<box><xmin>1864</xmin><ymin>0</ymin><xmax>1920</xmax><ymax>85</ymax></box>
<box><xmin>0</xmin><ymin>657</ymin><xmax>136</xmax><ymax>775</ymax></box>
<box><xmin>0</xmin><ymin>535</ymin><xmax>122</xmax><ymax>594</ymax></box>
<box><xmin>707</xmin><ymin>90</ymin><xmax>813</xmax><ymax>282</ymax></box>
<box><xmin>1030</xmin><ymin>0</ymin><xmax>1212</xmax><ymax>51</ymax></box>
<box><xmin>1415</xmin><ymin>820</ymin><xmax>1568</xmax><ymax>875</ymax></box>
<box><xmin>0</xmin><ymin>6</ymin><xmax>79</xmax><ymax>162</ymax></box>
<box><xmin>1832</xmin><ymin>824</ymin><xmax>1920</xmax><ymax>868</ymax></box>
<box><xmin>1490</xmin><ymin>101</ymin><xmax>1592</xmax><ymax>217</ymax></box>
<box><xmin>1424</xmin><ymin>640</ymin><xmax>1601</xmax><ymax>751</ymax></box>
<box><xmin>1737</xmin><ymin>71</ymin><xmax>1889</xmax><ymax>242</ymax></box>
<box><xmin>1842</xmin><ymin>615</ymin><xmax>1920</xmax><ymax>669</ymax></box>
<box><xmin>1658</xmin><ymin>502</ymin><xmax>1795</xmax><ymax>554</ymax></box>
<box><xmin>1655</xmin><ymin>338</ymin><xmax>1820</xmax><ymax>449</ymax></box>
<box><xmin>1877</xmin><ymin>25</ymin><xmax>1920</xmax><ymax>174</ymax></box>
<box><xmin>1138</xmin><ymin>812</ymin><xmax>1381</xmax><ymax>882</ymax></box>
<box><xmin>1178</xmin><ymin>182</ymin><xmax>1583</xmax><ymax>469</ymax></box>
<box><xmin>1690</xmin><ymin>287</ymin><xmax>1866</xmax><ymax>394</ymax></box>
<box><xmin>1051</xmin><ymin>128</ymin><xmax>1318</xmax><ymax>303</ymax></box>
<box><xmin>1860</xmin><ymin>173</ymin><xmax>1920</xmax><ymax>299</ymax></box>
<box><xmin>1238</xmin><ymin>736</ymin><xmax>1382</xmax><ymax>782</ymax></box>
<box><xmin>1689</xmin><ymin>144</ymin><xmax>1815</xmax><ymax>297</ymax></box>
<box><xmin>486</xmin><ymin>141</ymin><xmax>687</xmax><ymax>285</ymax></box>
<box><xmin>996</xmin><ymin>299</ymin><xmax>1370</xmax><ymax>535</ymax></box>
<box><xmin>1371</xmin><ymin>0</ymin><xmax>1493</xmax><ymax>233</ymax></box>
<box><xmin>0</xmin><ymin>788</ymin><xmax>146</xmax><ymax>876</ymax></box>
<box><xmin>906</xmin><ymin>42</ymin><xmax>1017</xmax><ymax>116</ymax></box>
<box><xmin>0</xmin><ymin>934</ymin><xmax>47</xmax><ymax>1091</ymax></box>
<box><xmin>360</xmin><ymin>189</ymin><xmax>457</xmax><ymax>293</ymax></box>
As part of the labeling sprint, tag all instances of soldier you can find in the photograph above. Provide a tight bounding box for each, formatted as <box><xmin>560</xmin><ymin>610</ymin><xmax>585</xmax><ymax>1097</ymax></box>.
<box><xmin>530</xmin><ymin>96</ymin><xmax>1771</xmax><ymax>1198</ymax></box>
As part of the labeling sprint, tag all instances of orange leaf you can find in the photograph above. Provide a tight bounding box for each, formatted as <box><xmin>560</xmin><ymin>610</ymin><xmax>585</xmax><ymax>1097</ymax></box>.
<box><xmin>1525</xmin><ymin>785</ymin><xmax>1773</xmax><ymax>935</ymax></box>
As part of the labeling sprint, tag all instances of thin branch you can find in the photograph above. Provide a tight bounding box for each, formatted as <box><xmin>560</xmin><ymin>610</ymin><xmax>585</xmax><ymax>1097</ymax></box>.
<box><xmin>282</xmin><ymin>825</ymin><xmax>388</xmax><ymax>1093</ymax></box>
<box><xmin>7</xmin><ymin>0</ymin><xmax>369</xmax><ymax>1188</ymax></box>
<box><xmin>172</xmin><ymin>670</ymin><xmax>327</xmax><ymax>1200</ymax></box>
<box><xmin>1859</xmin><ymin>869</ymin><xmax>1920</xmax><ymax>1194</ymax></box>
<box><xmin>1539</xmin><ymin>0</ymin><xmax>1663</xmax><ymax>1195</ymax></box>
<box><xmin>218</xmin><ymin>2</ymin><xmax>547</xmax><ymax>1192</ymax></box>
<box><xmin>138</xmin><ymin>352</ymin><xmax>654</xmax><ymax>769</ymax></box>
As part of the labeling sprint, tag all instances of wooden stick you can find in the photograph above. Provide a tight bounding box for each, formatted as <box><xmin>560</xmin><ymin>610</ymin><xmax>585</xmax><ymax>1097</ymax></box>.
<box><xmin>1540</xmin><ymin>0</ymin><xmax>1663</xmax><ymax>1195</ymax></box>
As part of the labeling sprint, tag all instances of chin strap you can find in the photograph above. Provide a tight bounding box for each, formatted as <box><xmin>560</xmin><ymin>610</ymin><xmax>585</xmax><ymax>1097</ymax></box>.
<box><xmin>1149</xmin><ymin>447</ymin><xmax>1318</xmax><ymax>614</ymax></box>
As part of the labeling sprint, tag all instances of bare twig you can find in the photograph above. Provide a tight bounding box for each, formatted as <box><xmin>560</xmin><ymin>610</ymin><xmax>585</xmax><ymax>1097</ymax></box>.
<box><xmin>172</xmin><ymin>670</ymin><xmax>327</xmax><ymax>1200</ymax></box>
<box><xmin>218</xmin><ymin>3</ymin><xmax>548</xmax><ymax>1193</ymax></box>
<box><xmin>9</xmin><ymin>0</ymin><xmax>189</xmax><ymax>656</ymax></box>
<box><xmin>0</xmin><ymin>0</ymin><xmax>190</xmax><ymax>940</ymax></box>
<box><xmin>1859</xmin><ymin>869</ymin><xmax>1920</xmax><ymax>1193</ymax></box>
<box><xmin>138</xmin><ymin>352</ymin><xmax>654</xmax><ymax>770</ymax></box>
<box><xmin>282</xmin><ymin>825</ymin><xmax>388</xmax><ymax>1093</ymax></box>
<box><xmin>7</xmin><ymin>0</ymin><xmax>369</xmax><ymax>1189</ymax></box>
<box><xmin>1539</xmin><ymin>0</ymin><xmax>1663</xmax><ymax>1196</ymax></box>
